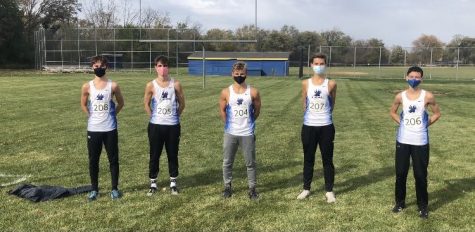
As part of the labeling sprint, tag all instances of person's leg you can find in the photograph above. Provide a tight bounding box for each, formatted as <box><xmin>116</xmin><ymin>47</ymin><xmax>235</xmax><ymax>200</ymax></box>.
<box><xmin>395</xmin><ymin>142</ymin><xmax>411</xmax><ymax>208</ymax></box>
<box><xmin>164</xmin><ymin>124</ymin><xmax>180</xmax><ymax>178</ymax></box>
<box><xmin>223</xmin><ymin>133</ymin><xmax>239</xmax><ymax>186</ymax></box>
<box><xmin>319</xmin><ymin>124</ymin><xmax>335</xmax><ymax>192</ymax></box>
<box><xmin>103</xmin><ymin>129</ymin><xmax>119</xmax><ymax>191</ymax></box>
<box><xmin>241</xmin><ymin>135</ymin><xmax>257</xmax><ymax>189</ymax></box>
<box><xmin>148</xmin><ymin>123</ymin><xmax>165</xmax><ymax>180</ymax></box>
<box><xmin>411</xmin><ymin>144</ymin><xmax>430</xmax><ymax>214</ymax></box>
<box><xmin>301</xmin><ymin>125</ymin><xmax>319</xmax><ymax>191</ymax></box>
<box><xmin>87</xmin><ymin>131</ymin><xmax>103</xmax><ymax>192</ymax></box>
<box><xmin>164</xmin><ymin>124</ymin><xmax>181</xmax><ymax>194</ymax></box>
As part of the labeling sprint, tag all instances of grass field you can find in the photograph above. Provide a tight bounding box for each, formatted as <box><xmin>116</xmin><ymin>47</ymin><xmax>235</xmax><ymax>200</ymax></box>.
<box><xmin>1</xmin><ymin>68</ymin><xmax>474</xmax><ymax>231</ymax></box>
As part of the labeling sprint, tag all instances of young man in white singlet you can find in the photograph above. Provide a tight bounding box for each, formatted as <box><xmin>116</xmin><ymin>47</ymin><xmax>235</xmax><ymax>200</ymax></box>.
<box><xmin>218</xmin><ymin>61</ymin><xmax>261</xmax><ymax>200</ymax></box>
<box><xmin>144</xmin><ymin>56</ymin><xmax>185</xmax><ymax>196</ymax></box>
<box><xmin>389</xmin><ymin>66</ymin><xmax>440</xmax><ymax>219</ymax></box>
<box><xmin>80</xmin><ymin>55</ymin><xmax>124</xmax><ymax>201</ymax></box>
<box><xmin>297</xmin><ymin>53</ymin><xmax>337</xmax><ymax>203</ymax></box>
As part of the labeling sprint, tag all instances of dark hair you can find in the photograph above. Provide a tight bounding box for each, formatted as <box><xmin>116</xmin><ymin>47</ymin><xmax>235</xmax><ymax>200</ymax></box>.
<box><xmin>406</xmin><ymin>66</ymin><xmax>423</xmax><ymax>77</ymax></box>
<box><xmin>90</xmin><ymin>55</ymin><xmax>108</xmax><ymax>66</ymax></box>
<box><xmin>232</xmin><ymin>61</ymin><xmax>247</xmax><ymax>71</ymax></box>
<box><xmin>309</xmin><ymin>53</ymin><xmax>327</xmax><ymax>64</ymax></box>
<box><xmin>154</xmin><ymin>55</ymin><xmax>169</xmax><ymax>66</ymax></box>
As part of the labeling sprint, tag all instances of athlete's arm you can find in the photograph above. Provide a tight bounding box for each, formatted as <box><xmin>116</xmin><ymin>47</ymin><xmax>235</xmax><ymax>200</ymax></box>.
<box><xmin>425</xmin><ymin>91</ymin><xmax>441</xmax><ymax>126</ymax></box>
<box><xmin>389</xmin><ymin>93</ymin><xmax>402</xmax><ymax>124</ymax></box>
<box><xmin>251</xmin><ymin>87</ymin><xmax>261</xmax><ymax>120</ymax></box>
<box><xmin>219</xmin><ymin>88</ymin><xmax>229</xmax><ymax>122</ymax></box>
<box><xmin>174</xmin><ymin>80</ymin><xmax>185</xmax><ymax>115</ymax></box>
<box><xmin>329</xmin><ymin>80</ymin><xmax>337</xmax><ymax>111</ymax></box>
<box><xmin>112</xmin><ymin>82</ymin><xmax>124</xmax><ymax>114</ymax></box>
<box><xmin>143</xmin><ymin>82</ymin><xmax>154</xmax><ymax>117</ymax></box>
<box><xmin>301</xmin><ymin>79</ymin><xmax>308</xmax><ymax>111</ymax></box>
<box><xmin>80</xmin><ymin>83</ymin><xmax>90</xmax><ymax>117</ymax></box>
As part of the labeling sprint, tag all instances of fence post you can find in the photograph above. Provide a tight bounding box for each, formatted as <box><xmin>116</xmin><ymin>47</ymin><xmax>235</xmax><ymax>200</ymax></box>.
<box><xmin>202</xmin><ymin>45</ymin><xmax>206</xmax><ymax>89</ymax></box>
<box><xmin>61</xmin><ymin>38</ymin><xmax>64</xmax><ymax>71</ymax></box>
<box><xmin>77</xmin><ymin>26</ymin><xmax>81</xmax><ymax>69</ymax></box>
<box><xmin>456</xmin><ymin>47</ymin><xmax>460</xmax><ymax>81</ymax></box>
<box><xmin>353</xmin><ymin>47</ymin><xmax>356</xmax><ymax>69</ymax></box>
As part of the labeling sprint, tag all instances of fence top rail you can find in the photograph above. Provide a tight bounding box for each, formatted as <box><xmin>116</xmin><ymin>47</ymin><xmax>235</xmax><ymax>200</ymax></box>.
<box><xmin>139</xmin><ymin>39</ymin><xmax>258</xmax><ymax>43</ymax></box>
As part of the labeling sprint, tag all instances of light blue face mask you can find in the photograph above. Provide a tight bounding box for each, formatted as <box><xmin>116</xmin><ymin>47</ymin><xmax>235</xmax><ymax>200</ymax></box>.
<box><xmin>312</xmin><ymin>65</ymin><xmax>326</xmax><ymax>75</ymax></box>
<box><xmin>407</xmin><ymin>79</ymin><xmax>421</xmax><ymax>88</ymax></box>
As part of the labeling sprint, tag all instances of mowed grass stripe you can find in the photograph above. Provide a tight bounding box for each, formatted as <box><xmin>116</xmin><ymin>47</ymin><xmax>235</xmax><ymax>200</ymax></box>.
<box><xmin>1</xmin><ymin>72</ymin><xmax>474</xmax><ymax>231</ymax></box>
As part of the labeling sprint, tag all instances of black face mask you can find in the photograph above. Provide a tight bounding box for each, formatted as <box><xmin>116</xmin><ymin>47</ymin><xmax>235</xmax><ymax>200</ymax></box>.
<box><xmin>233</xmin><ymin>75</ymin><xmax>246</xmax><ymax>84</ymax></box>
<box><xmin>94</xmin><ymin>67</ymin><xmax>106</xmax><ymax>77</ymax></box>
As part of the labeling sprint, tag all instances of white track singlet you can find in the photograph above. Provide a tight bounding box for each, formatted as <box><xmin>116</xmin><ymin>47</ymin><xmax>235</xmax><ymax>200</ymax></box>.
<box><xmin>225</xmin><ymin>85</ymin><xmax>255</xmax><ymax>136</ymax></box>
<box><xmin>397</xmin><ymin>90</ymin><xmax>429</xmax><ymax>145</ymax></box>
<box><xmin>303</xmin><ymin>78</ymin><xmax>333</xmax><ymax>126</ymax></box>
<box><xmin>150</xmin><ymin>79</ymin><xmax>180</xmax><ymax>125</ymax></box>
<box><xmin>87</xmin><ymin>80</ymin><xmax>117</xmax><ymax>132</ymax></box>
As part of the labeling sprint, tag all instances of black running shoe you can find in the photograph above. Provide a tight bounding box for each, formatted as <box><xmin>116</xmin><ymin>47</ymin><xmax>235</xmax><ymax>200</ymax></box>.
<box><xmin>248</xmin><ymin>187</ymin><xmax>259</xmax><ymax>200</ymax></box>
<box><xmin>147</xmin><ymin>187</ymin><xmax>157</xmax><ymax>196</ymax></box>
<box><xmin>392</xmin><ymin>202</ymin><xmax>406</xmax><ymax>213</ymax></box>
<box><xmin>171</xmin><ymin>186</ymin><xmax>179</xmax><ymax>195</ymax></box>
<box><xmin>222</xmin><ymin>185</ymin><xmax>232</xmax><ymax>198</ymax></box>
<box><xmin>419</xmin><ymin>208</ymin><xmax>429</xmax><ymax>219</ymax></box>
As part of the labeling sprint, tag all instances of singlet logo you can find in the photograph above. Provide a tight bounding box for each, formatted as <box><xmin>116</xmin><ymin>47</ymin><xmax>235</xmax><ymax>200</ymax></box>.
<box><xmin>313</xmin><ymin>90</ymin><xmax>322</xmax><ymax>98</ymax></box>
<box><xmin>409</xmin><ymin>105</ymin><xmax>417</xmax><ymax>113</ymax></box>
<box><xmin>96</xmin><ymin>94</ymin><xmax>104</xmax><ymax>100</ymax></box>
<box><xmin>161</xmin><ymin>91</ymin><xmax>169</xmax><ymax>99</ymax></box>
<box><xmin>237</xmin><ymin>98</ymin><xmax>244</xmax><ymax>105</ymax></box>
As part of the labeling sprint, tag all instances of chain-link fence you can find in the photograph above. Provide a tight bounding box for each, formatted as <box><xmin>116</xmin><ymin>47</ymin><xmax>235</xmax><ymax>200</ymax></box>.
<box><xmin>34</xmin><ymin>27</ymin><xmax>199</xmax><ymax>73</ymax></box>
<box><xmin>35</xmin><ymin>28</ymin><xmax>475</xmax><ymax>79</ymax></box>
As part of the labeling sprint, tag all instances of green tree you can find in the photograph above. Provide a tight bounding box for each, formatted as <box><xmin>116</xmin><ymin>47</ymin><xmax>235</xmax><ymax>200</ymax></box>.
<box><xmin>411</xmin><ymin>34</ymin><xmax>444</xmax><ymax>65</ymax></box>
<box><xmin>389</xmin><ymin>46</ymin><xmax>407</xmax><ymax>65</ymax></box>
<box><xmin>0</xmin><ymin>0</ymin><xmax>30</xmax><ymax>66</ymax></box>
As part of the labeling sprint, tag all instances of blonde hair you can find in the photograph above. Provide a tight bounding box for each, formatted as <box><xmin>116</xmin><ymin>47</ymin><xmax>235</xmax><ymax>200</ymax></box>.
<box><xmin>232</xmin><ymin>61</ymin><xmax>247</xmax><ymax>71</ymax></box>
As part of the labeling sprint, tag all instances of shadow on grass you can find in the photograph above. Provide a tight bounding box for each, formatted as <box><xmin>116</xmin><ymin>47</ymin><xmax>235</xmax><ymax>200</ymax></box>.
<box><xmin>336</xmin><ymin>166</ymin><xmax>393</xmax><ymax>195</ymax></box>
<box><xmin>260</xmin><ymin>163</ymin><xmax>359</xmax><ymax>193</ymax></box>
<box><xmin>430</xmin><ymin>177</ymin><xmax>475</xmax><ymax>211</ymax></box>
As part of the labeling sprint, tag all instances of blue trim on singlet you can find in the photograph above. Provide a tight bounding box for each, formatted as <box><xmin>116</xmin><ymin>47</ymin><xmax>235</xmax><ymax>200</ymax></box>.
<box><xmin>109</xmin><ymin>100</ymin><xmax>117</xmax><ymax>128</ymax></box>
<box><xmin>150</xmin><ymin>98</ymin><xmax>156</xmax><ymax>120</ymax></box>
<box><xmin>249</xmin><ymin>103</ymin><xmax>256</xmax><ymax>132</ymax></box>
<box><xmin>423</xmin><ymin>111</ymin><xmax>429</xmax><ymax>143</ymax></box>
<box><xmin>398</xmin><ymin>111</ymin><xmax>405</xmax><ymax>140</ymax></box>
<box><xmin>224</xmin><ymin>104</ymin><xmax>231</xmax><ymax>132</ymax></box>
<box><xmin>327</xmin><ymin>95</ymin><xmax>333</xmax><ymax>111</ymax></box>
<box><xmin>303</xmin><ymin>96</ymin><xmax>309</xmax><ymax>121</ymax></box>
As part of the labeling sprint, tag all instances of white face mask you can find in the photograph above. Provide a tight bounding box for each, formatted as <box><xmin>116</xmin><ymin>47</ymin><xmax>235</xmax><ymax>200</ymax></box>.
<box><xmin>312</xmin><ymin>65</ymin><xmax>326</xmax><ymax>75</ymax></box>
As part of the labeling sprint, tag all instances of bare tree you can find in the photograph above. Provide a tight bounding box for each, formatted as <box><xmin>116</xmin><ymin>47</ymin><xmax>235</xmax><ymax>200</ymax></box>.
<box><xmin>82</xmin><ymin>0</ymin><xmax>117</xmax><ymax>28</ymax></box>
<box><xmin>120</xmin><ymin>0</ymin><xmax>138</xmax><ymax>26</ymax></box>
<box><xmin>140</xmin><ymin>7</ymin><xmax>171</xmax><ymax>28</ymax></box>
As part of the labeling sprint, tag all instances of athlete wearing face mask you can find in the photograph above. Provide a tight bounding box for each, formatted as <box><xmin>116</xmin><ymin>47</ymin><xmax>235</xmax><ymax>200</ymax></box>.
<box><xmin>94</xmin><ymin>67</ymin><xmax>107</xmax><ymax>77</ymax></box>
<box><xmin>81</xmin><ymin>55</ymin><xmax>125</xmax><ymax>201</ymax></box>
<box><xmin>144</xmin><ymin>55</ymin><xmax>186</xmax><ymax>196</ymax></box>
<box><xmin>298</xmin><ymin>53</ymin><xmax>337</xmax><ymax>203</ymax></box>
<box><xmin>218</xmin><ymin>61</ymin><xmax>261</xmax><ymax>200</ymax></box>
<box><xmin>389</xmin><ymin>66</ymin><xmax>441</xmax><ymax>219</ymax></box>
<box><xmin>233</xmin><ymin>75</ymin><xmax>246</xmax><ymax>84</ymax></box>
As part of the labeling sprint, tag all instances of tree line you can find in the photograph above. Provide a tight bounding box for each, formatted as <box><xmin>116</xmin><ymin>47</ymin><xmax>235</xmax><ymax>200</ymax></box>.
<box><xmin>1</xmin><ymin>0</ymin><xmax>475</xmax><ymax>68</ymax></box>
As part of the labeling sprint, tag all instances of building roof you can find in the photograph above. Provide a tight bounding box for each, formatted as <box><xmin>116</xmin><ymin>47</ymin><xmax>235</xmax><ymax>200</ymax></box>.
<box><xmin>188</xmin><ymin>51</ymin><xmax>290</xmax><ymax>61</ymax></box>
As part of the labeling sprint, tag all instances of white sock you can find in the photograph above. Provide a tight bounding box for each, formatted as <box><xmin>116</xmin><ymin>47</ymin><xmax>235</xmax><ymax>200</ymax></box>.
<box><xmin>150</xmin><ymin>179</ymin><xmax>157</xmax><ymax>188</ymax></box>
<box><xmin>170</xmin><ymin>177</ymin><xmax>177</xmax><ymax>187</ymax></box>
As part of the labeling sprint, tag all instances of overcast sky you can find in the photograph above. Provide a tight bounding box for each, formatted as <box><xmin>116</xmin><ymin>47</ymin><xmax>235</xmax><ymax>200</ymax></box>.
<box><xmin>108</xmin><ymin>0</ymin><xmax>474</xmax><ymax>47</ymax></box>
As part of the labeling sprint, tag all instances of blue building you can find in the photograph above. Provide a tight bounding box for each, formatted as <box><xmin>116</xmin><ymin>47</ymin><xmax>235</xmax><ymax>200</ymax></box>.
<box><xmin>188</xmin><ymin>51</ymin><xmax>290</xmax><ymax>76</ymax></box>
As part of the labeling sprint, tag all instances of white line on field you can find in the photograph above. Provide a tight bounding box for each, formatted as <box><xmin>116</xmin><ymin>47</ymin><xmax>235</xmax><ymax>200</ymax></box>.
<box><xmin>0</xmin><ymin>173</ymin><xmax>32</xmax><ymax>187</ymax></box>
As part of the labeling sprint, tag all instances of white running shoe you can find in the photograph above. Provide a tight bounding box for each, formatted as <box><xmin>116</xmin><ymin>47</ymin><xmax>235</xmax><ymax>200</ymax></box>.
<box><xmin>297</xmin><ymin>190</ymin><xmax>310</xmax><ymax>199</ymax></box>
<box><xmin>325</xmin><ymin>191</ymin><xmax>336</xmax><ymax>203</ymax></box>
